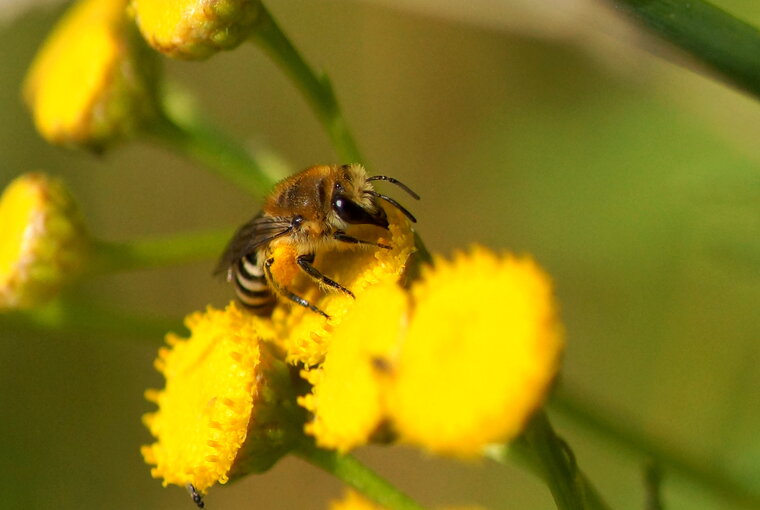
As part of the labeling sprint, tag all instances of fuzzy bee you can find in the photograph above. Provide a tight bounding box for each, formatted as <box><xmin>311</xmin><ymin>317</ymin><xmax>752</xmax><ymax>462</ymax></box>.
<box><xmin>216</xmin><ymin>164</ymin><xmax>419</xmax><ymax>319</ymax></box>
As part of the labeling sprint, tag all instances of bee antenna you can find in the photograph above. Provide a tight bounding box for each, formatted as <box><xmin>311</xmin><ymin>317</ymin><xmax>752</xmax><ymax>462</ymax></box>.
<box><xmin>367</xmin><ymin>175</ymin><xmax>420</xmax><ymax>200</ymax></box>
<box><xmin>365</xmin><ymin>189</ymin><xmax>417</xmax><ymax>223</ymax></box>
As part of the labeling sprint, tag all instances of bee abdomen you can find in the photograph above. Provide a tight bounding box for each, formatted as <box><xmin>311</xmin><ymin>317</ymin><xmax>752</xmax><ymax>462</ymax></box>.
<box><xmin>233</xmin><ymin>252</ymin><xmax>275</xmax><ymax>315</ymax></box>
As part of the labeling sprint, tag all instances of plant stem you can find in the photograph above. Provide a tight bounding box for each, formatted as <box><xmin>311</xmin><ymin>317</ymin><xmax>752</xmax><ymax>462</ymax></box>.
<box><xmin>609</xmin><ymin>0</ymin><xmax>760</xmax><ymax>100</ymax></box>
<box><xmin>295</xmin><ymin>442</ymin><xmax>427</xmax><ymax>510</ymax></box>
<box><xmin>88</xmin><ymin>227</ymin><xmax>233</xmax><ymax>274</ymax></box>
<box><xmin>551</xmin><ymin>387</ymin><xmax>760</xmax><ymax>509</ymax></box>
<box><xmin>146</xmin><ymin>108</ymin><xmax>276</xmax><ymax>199</ymax></box>
<box><xmin>250</xmin><ymin>3</ymin><xmax>364</xmax><ymax>164</ymax></box>
<box><xmin>2</xmin><ymin>298</ymin><xmax>179</xmax><ymax>342</ymax></box>
<box><xmin>502</xmin><ymin>411</ymin><xmax>611</xmax><ymax>510</ymax></box>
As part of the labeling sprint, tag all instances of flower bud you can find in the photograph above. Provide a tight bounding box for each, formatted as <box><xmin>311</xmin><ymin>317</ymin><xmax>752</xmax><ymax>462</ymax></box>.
<box><xmin>129</xmin><ymin>0</ymin><xmax>262</xmax><ymax>59</ymax></box>
<box><xmin>23</xmin><ymin>0</ymin><xmax>159</xmax><ymax>149</ymax></box>
<box><xmin>0</xmin><ymin>173</ymin><xmax>89</xmax><ymax>309</ymax></box>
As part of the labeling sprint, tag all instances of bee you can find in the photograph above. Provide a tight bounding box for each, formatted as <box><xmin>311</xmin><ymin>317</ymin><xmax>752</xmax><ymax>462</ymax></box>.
<box><xmin>216</xmin><ymin>163</ymin><xmax>419</xmax><ymax>319</ymax></box>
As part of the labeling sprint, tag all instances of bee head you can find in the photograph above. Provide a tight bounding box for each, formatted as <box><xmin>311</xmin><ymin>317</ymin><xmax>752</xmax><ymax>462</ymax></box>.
<box><xmin>332</xmin><ymin>180</ymin><xmax>389</xmax><ymax>229</ymax></box>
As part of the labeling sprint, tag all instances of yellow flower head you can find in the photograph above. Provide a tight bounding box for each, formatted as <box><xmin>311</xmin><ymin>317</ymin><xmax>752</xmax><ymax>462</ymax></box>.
<box><xmin>0</xmin><ymin>173</ymin><xmax>89</xmax><ymax>309</ymax></box>
<box><xmin>299</xmin><ymin>283</ymin><xmax>408</xmax><ymax>452</ymax></box>
<box><xmin>270</xmin><ymin>206</ymin><xmax>416</xmax><ymax>366</ymax></box>
<box><xmin>129</xmin><ymin>0</ymin><xmax>261</xmax><ymax>59</ymax></box>
<box><xmin>389</xmin><ymin>247</ymin><xmax>564</xmax><ymax>457</ymax></box>
<box><xmin>23</xmin><ymin>0</ymin><xmax>158</xmax><ymax>149</ymax></box>
<box><xmin>142</xmin><ymin>303</ymin><xmax>276</xmax><ymax>493</ymax></box>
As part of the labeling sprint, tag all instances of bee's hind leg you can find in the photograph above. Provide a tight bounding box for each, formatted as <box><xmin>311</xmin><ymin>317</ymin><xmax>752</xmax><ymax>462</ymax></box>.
<box><xmin>264</xmin><ymin>256</ymin><xmax>330</xmax><ymax>319</ymax></box>
<box><xmin>296</xmin><ymin>253</ymin><xmax>355</xmax><ymax>298</ymax></box>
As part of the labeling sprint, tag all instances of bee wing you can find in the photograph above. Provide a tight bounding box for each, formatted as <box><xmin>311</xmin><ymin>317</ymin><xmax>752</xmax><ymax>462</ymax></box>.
<box><xmin>214</xmin><ymin>213</ymin><xmax>293</xmax><ymax>277</ymax></box>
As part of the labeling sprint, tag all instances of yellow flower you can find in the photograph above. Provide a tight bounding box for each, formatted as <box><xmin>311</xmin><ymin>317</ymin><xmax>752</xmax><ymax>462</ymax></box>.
<box><xmin>270</xmin><ymin>206</ymin><xmax>416</xmax><ymax>367</ymax></box>
<box><xmin>390</xmin><ymin>247</ymin><xmax>564</xmax><ymax>457</ymax></box>
<box><xmin>0</xmin><ymin>173</ymin><xmax>89</xmax><ymax>309</ymax></box>
<box><xmin>298</xmin><ymin>245</ymin><xmax>562</xmax><ymax>457</ymax></box>
<box><xmin>23</xmin><ymin>0</ymin><xmax>158</xmax><ymax>149</ymax></box>
<box><xmin>142</xmin><ymin>303</ymin><xmax>295</xmax><ymax>494</ymax></box>
<box><xmin>129</xmin><ymin>0</ymin><xmax>261</xmax><ymax>59</ymax></box>
<box><xmin>299</xmin><ymin>283</ymin><xmax>408</xmax><ymax>452</ymax></box>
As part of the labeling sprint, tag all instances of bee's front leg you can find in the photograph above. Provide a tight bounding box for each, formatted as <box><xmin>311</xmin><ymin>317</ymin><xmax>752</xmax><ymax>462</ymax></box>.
<box><xmin>264</xmin><ymin>256</ymin><xmax>330</xmax><ymax>319</ymax></box>
<box><xmin>333</xmin><ymin>231</ymin><xmax>391</xmax><ymax>250</ymax></box>
<box><xmin>296</xmin><ymin>253</ymin><xmax>355</xmax><ymax>298</ymax></box>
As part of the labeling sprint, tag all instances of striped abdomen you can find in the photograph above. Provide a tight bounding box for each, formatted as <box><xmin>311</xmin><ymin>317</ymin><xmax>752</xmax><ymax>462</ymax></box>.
<box><xmin>232</xmin><ymin>250</ymin><xmax>276</xmax><ymax>315</ymax></box>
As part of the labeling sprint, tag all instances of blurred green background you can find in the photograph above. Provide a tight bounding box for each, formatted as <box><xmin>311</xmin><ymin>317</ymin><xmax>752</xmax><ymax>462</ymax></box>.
<box><xmin>1</xmin><ymin>1</ymin><xmax>759</xmax><ymax>509</ymax></box>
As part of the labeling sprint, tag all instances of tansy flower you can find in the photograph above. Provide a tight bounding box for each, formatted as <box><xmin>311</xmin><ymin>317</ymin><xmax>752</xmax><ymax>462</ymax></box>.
<box><xmin>299</xmin><ymin>283</ymin><xmax>408</xmax><ymax>452</ymax></box>
<box><xmin>390</xmin><ymin>247</ymin><xmax>564</xmax><ymax>457</ymax></box>
<box><xmin>0</xmin><ymin>173</ymin><xmax>89</xmax><ymax>309</ymax></box>
<box><xmin>129</xmin><ymin>0</ymin><xmax>262</xmax><ymax>59</ymax></box>
<box><xmin>23</xmin><ymin>0</ymin><xmax>158</xmax><ymax>149</ymax></box>
<box><xmin>299</xmin><ymin>246</ymin><xmax>563</xmax><ymax>457</ymax></box>
<box><xmin>269</xmin><ymin>206</ymin><xmax>416</xmax><ymax>367</ymax></box>
<box><xmin>142</xmin><ymin>303</ymin><xmax>300</xmax><ymax>495</ymax></box>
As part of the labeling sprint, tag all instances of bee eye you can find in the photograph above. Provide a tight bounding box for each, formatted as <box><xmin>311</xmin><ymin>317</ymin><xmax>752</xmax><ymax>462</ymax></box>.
<box><xmin>333</xmin><ymin>194</ymin><xmax>389</xmax><ymax>228</ymax></box>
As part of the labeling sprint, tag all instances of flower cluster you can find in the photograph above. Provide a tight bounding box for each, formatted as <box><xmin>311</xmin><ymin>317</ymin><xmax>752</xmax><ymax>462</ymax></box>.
<box><xmin>141</xmin><ymin>204</ymin><xmax>564</xmax><ymax>496</ymax></box>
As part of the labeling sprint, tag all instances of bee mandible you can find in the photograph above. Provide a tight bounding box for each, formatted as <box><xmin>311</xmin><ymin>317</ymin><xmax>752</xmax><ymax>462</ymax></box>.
<box><xmin>216</xmin><ymin>164</ymin><xmax>419</xmax><ymax>319</ymax></box>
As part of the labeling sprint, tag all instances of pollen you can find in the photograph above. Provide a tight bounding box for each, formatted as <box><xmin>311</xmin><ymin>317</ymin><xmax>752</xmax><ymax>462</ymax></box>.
<box><xmin>273</xmin><ymin>206</ymin><xmax>416</xmax><ymax>366</ymax></box>
<box><xmin>141</xmin><ymin>303</ymin><xmax>262</xmax><ymax>493</ymax></box>
<box><xmin>388</xmin><ymin>246</ymin><xmax>564</xmax><ymax>457</ymax></box>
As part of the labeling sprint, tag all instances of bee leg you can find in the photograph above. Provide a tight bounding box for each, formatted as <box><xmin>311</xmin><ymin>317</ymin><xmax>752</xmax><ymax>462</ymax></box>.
<box><xmin>264</xmin><ymin>257</ymin><xmax>330</xmax><ymax>319</ymax></box>
<box><xmin>186</xmin><ymin>484</ymin><xmax>204</xmax><ymax>508</ymax></box>
<box><xmin>297</xmin><ymin>253</ymin><xmax>356</xmax><ymax>298</ymax></box>
<box><xmin>333</xmin><ymin>231</ymin><xmax>391</xmax><ymax>250</ymax></box>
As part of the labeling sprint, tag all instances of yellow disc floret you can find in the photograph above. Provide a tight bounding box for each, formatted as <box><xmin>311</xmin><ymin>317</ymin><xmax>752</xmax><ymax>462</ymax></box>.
<box><xmin>141</xmin><ymin>303</ymin><xmax>262</xmax><ymax>493</ymax></box>
<box><xmin>130</xmin><ymin>0</ymin><xmax>261</xmax><ymax>59</ymax></box>
<box><xmin>0</xmin><ymin>173</ymin><xmax>89</xmax><ymax>309</ymax></box>
<box><xmin>389</xmin><ymin>246</ymin><xmax>564</xmax><ymax>457</ymax></box>
<box><xmin>299</xmin><ymin>282</ymin><xmax>408</xmax><ymax>452</ymax></box>
<box><xmin>23</xmin><ymin>0</ymin><xmax>158</xmax><ymax>149</ymax></box>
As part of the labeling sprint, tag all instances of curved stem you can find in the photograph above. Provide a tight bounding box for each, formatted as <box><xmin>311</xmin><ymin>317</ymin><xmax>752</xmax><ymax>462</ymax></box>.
<box><xmin>250</xmin><ymin>3</ymin><xmax>364</xmax><ymax>164</ymax></box>
<box><xmin>146</xmin><ymin>106</ymin><xmax>276</xmax><ymax>200</ymax></box>
<box><xmin>2</xmin><ymin>297</ymin><xmax>178</xmax><ymax>343</ymax></box>
<box><xmin>88</xmin><ymin>227</ymin><xmax>233</xmax><ymax>274</ymax></box>
<box><xmin>551</xmin><ymin>387</ymin><xmax>760</xmax><ymax>509</ymax></box>
<box><xmin>294</xmin><ymin>441</ymin><xmax>427</xmax><ymax>510</ymax></box>
<box><xmin>496</xmin><ymin>411</ymin><xmax>611</xmax><ymax>510</ymax></box>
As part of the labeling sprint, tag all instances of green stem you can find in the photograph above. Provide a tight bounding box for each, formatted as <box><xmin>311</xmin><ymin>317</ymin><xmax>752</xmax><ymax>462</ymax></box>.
<box><xmin>88</xmin><ymin>227</ymin><xmax>233</xmax><ymax>274</ymax></box>
<box><xmin>551</xmin><ymin>388</ymin><xmax>760</xmax><ymax>509</ymax></box>
<box><xmin>610</xmin><ymin>0</ymin><xmax>760</xmax><ymax>100</ymax></box>
<box><xmin>294</xmin><ymin>442</ymin><xmax>427</xmax><ymax>510</ymax></box>
<box><xmin>2</xmin><ymin>298</ymin><xmax>178</xmax><ymax>342</ymax></box>
<box><xmin>146</xmin><ymin>107</ymin><xmax>276</xmax><ymax>199</ymax></box>
<box><xmin>504</xmin><ymin>411</ymin><xmax>611</xmax><ymax>510</ymax></box>
<box><xmin>250</xmin><ymin>4</ymin><xmax>364</xmax><ymax>163</ymax></box>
